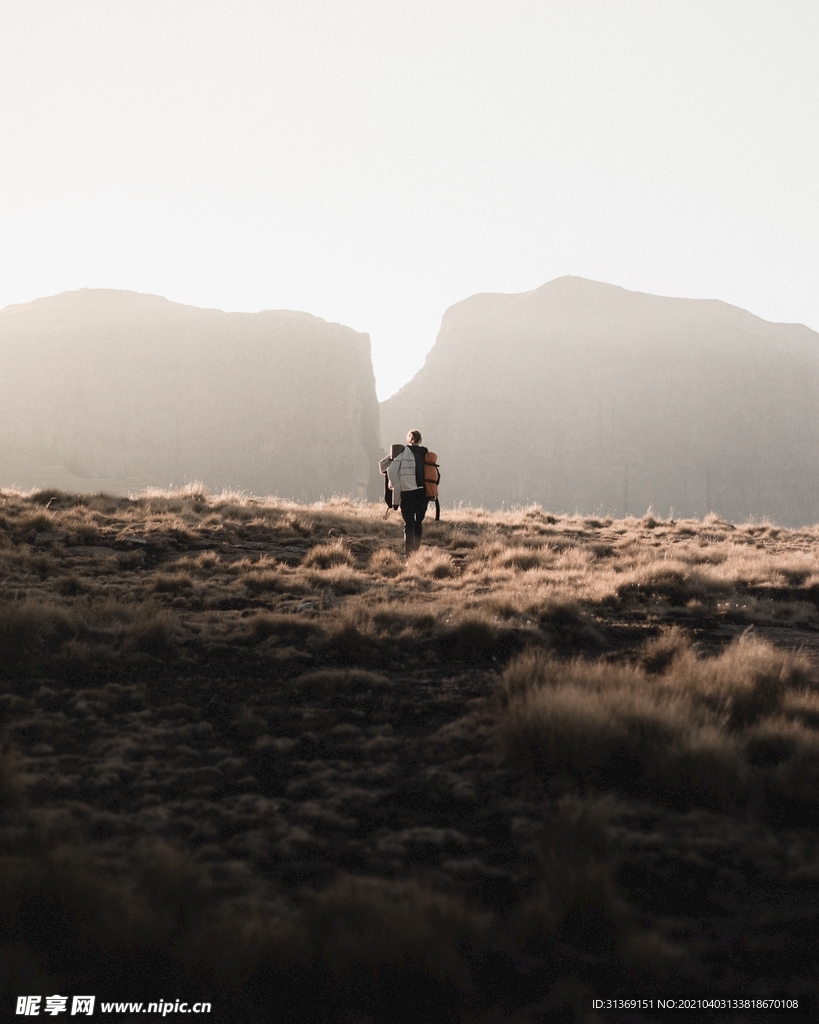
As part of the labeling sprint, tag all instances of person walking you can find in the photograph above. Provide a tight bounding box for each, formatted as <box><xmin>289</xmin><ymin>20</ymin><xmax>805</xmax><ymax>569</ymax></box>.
<box><xmin>387</xmin><ymin>429</ymin><xmax>428</xmax><ymax>556</ymax></box>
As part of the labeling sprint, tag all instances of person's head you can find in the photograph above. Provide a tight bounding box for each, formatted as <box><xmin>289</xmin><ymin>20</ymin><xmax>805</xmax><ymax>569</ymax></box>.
<box><xmin>407</xmin><ymin>429</ymin><xmax>422</xmax><ymax>446</ymax></box>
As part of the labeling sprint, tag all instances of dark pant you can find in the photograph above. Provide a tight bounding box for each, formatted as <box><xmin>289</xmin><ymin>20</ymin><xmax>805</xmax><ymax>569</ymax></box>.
<box><xmin>400</xmin><ymin>489</ymin><xmax>427</xmax><ymax>555</ymax></box>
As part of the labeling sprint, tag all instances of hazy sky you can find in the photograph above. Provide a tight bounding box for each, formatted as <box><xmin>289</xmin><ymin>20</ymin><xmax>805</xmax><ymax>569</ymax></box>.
<box><xmin>2</xmin><ymin>1</ymin><xmax>818</xmax><ymax>399</ymax></box>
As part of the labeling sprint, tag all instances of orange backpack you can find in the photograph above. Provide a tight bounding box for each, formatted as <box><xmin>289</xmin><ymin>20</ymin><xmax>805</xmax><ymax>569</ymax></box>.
<box><xmin>424</xmin><ymin>452</ymin><xmax>441</xmax><ymax>520</ymax></box>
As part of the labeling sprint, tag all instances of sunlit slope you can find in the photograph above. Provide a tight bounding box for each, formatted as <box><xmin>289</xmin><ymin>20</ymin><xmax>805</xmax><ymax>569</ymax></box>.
<box><xmin>381</xmin><ymin>276</ymin><xmax>819</xmax><ymax>524</ymax></box>
<box><xmin>0</xmin><ymin>289</ymin><xmax>381</xmax><ymax>500</ymax></box>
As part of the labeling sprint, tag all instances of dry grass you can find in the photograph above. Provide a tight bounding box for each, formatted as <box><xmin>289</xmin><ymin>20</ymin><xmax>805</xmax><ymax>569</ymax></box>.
<box><xmin>302</xmin><ymin>538</ymin><xmax>355</xmax><ymax>569</ymax></box>
<box><xmin>404</xmin><ymin>547</ymin><xmax>457</xmax><ymax>578</ymax></box>
<box><xmin>496</xmin><ymin>635</ymin><xmax>816</xmax><ymax>814</ymax></box>
<box><xmin>4</xmin><ymin>485</ymin><xmax>819</xmax><ymax>1015</ymax></box>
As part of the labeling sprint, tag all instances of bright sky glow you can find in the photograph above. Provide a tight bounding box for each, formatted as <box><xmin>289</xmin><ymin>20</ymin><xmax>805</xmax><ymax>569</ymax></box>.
<box><xmin>1</xmin><ymin>1</ymin><xmax>818</xmax><ymax>399</ymax></box>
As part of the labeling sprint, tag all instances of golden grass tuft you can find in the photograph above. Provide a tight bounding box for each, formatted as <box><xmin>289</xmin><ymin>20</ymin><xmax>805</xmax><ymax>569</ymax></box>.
<box><xmin>368</xmin><ymin>546</ymin><xmax>404</xmax><ymax>576</ymax></box>
<box><xmin>497</xmin><ymin>634</ymin><xmax>819</xmax><ymax>813</ymax></box>
<box><xmin>404</xmin><ymin>548</ymin><xmax>456</xmax><ymax>579</ymax></box>
<box><xmin>637</xmin><ymin>626</ymin><xmax>693</xmax><ymax>674</ymax></box>
<box><xmin>302</xmin><ymin>538</ymin><xmax>355</xmax><ymax>569</ymax></box>
<box><xmin>307</xmin><ymin>564</ymin><xmax>367</xmax><ymax>595</ymax></box>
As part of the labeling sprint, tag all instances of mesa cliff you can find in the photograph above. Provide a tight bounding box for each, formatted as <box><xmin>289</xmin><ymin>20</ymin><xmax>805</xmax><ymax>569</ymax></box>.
<box><xmin>0</xmin><ymin>289</ymin><xmax>382</xmax><ymax>500</ymax></box>
<box><xmin>381</xmin><ymin>276</ymin><xmax>819</xmax><ymax>525</ymax></box>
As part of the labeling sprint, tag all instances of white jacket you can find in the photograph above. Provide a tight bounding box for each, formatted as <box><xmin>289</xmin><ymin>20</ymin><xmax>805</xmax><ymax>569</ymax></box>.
<box><xmin>386</xmin><ymin>446</ymin><xmax>423</xmax><ymax>507</ymax></box>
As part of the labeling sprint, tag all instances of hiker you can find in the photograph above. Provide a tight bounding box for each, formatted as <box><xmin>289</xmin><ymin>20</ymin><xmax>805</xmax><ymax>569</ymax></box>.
<box><xmin>387</xmin><ymin>429</ymin><xmax>428</xmax><ymax>556</ymax></box>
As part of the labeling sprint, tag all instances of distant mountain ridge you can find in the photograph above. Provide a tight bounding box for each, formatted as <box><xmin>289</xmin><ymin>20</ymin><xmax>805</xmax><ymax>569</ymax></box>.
<box><xmin>381</xmin><ymin>276</ymin><xmax>819</xmax><ymax>525</ymax></box>
<box><xmin>6</xmin><ymin>280</ymin><xmax>819</xmax><ymax>524</ymax></box>
<box><xmin>0</xmin><ymin>289</ymin><xmax>381</xmax><ymax>500</ymax></box>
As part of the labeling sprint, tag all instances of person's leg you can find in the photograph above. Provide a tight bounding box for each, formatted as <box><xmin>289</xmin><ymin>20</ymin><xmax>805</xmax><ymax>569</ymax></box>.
<box><xmin>414</xmin><ymin>490</ymin><xmax>427</xmax><ymax>546</ymax></box>
<box><xmin>400</xmin><ymin>493</ymin><xmax>415</xmax><ymax>556</ymax></box>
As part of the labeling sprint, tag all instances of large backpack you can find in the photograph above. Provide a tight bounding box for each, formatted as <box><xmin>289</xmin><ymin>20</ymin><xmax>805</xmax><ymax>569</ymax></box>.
<box><xmin>381</xmin><ymin>445</ymin><xmax>441</xmax><ymax>520</ymax></box>
<box><xmin>409</xmin><ymin>444</ymin><xmax>442</xmax><ymax>520</ymax></box>
<box><xmin>424</xmin><ymin>451</ymin><xmax>441</xmax><ymax>521</ymax></box>
<box><xmin>408</xmin><ymin>445</ymin><xmax>441</xmax><ymax>521</ymax></box>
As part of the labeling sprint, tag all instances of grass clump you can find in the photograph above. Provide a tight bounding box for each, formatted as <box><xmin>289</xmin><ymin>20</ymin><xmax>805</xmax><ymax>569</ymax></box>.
<box><xmin>303</xmin><ymin>539</ymin><xmax>355</xmax><ymax>569</ymax></box>
<box><xmin>436</xmin><ymin>614</ymin><xmax>526</xmax><ymax>666</ymax></box>
<box><xmin>152</xmin><ymin>571</ymin><xmax>195</xmax><ymax>594</ymax></box>
<box><xmin>307</xmin><ymin>564</ymin><xmax>366</xmax><ymax>594</ymax></box>
<box><xmin>0</xmin><ymin>600</ymin><xmax>75</xmax><ymax>675</ymax></box>
<box><xmin>242</xmin><ymin>563</ymin><xmax>284</xmax><ymax>595</ymax></box>
<box><xmin>242</xmin><ymin>613</ymin><xmax>318</xmax><ymax>647</ymax></box>
<box><xmin>291</xmin><ymin>669</ymin><xmax>393</xmax><ymax>696</ymax></box>
<box><xmin>368</xmin><ymin>546</ymin><xmax>404</xmax><ymax>576</ymax></box>
<box><xmin>263</xmin><ymin>875</ymin><xmax>491</xmax><ymax>1023</ymax></box>
<box><xmin>497</xmin><ymin>634</ymin><xmax>819</xmax><ymax>818</ymax></box>
<box><xmin>404</xmin><ymin>548</ymin><xmax>456</xmax><ymax>579</ymax></box>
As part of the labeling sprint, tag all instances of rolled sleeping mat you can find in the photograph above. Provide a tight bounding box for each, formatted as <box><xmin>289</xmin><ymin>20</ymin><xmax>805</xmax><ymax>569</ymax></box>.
<box><xmin>424</xmin><ymin>452</ymin><xmax>440</xmax><ymax>520</ymax></box>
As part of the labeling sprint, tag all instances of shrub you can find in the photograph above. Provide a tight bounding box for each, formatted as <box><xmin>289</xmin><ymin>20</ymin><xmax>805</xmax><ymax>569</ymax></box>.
<box><xmin>536</xmin><ymin>600</ymin><xmax>604</xmax><ymax>654</ymax></box>
<box><xmin>368</xmin><ymin>604</ymin><xmax>437</xmax><ymax>637</ymax></box>
<box><xmin>663</xmin><ymin>633</ymin><xmax>814</xmax><ymax>728</ymax></box>
<box><xmin>277</xmin><ymin>512</ymin><xmax>312</xmax><ymax>537</ymax></box>
<box><xmin>369</xmin><ymin>547</ymin><xmax>403</xmax><ymax>577</ymax></box>
<box><xmin>28</xmin><ymin>489</ymin><xmax>71</xmax><ymax>508</ymax></box>
<box><xmin>243</xmin><ymin>568</ymin><xmax>283</xmax><ymax>595</ymax></box>
<box><xmin>495</xmin><ymin>638</ymin><xmax>816</xmax><ymax>809</ymax></box>
<box><xmin>496</xmin><ymin>545</ymin><xmax>551</xmax><ymax>571</ymax></box>
<box><xmin>616</xmin><ymin>563</ymin><xmax>727</xmax><ymax>605</ymax></box>
<box><xmin>436</xmin><ymin>615</ymin><xmax>523</xmax><ymax>665</ymax></box>
<box><xmin>55</xmin><ymin>575</ymin><xmax>85</xmax><ymax>596</ymax></box>
<box><xmin>0</xmin><ymin>600</ymin><xmax>75</xmax><ymax>675</ymax></box>
<box><xmin>152</xmin><ymin>572</ymin><xmax>194</xmax><ymax>594</ymax></box>
<box><xmin>291</xmin><ymin>669</ymin><xmax>393</xmax><ymax>697</ymax></box>
<box><xmin>243</xmin><ymin>613</ymin><xmax>318</xmax><ymax>647</ymax></box>
<box><xmin>157</xmin><ymin>552</ymin><xmax>219</xmax><ymax>578</ymax></box>
<box><xmin>638</xmin><ymin>626</ymin><xmax>693</xmax><ymax>674</ymax></box>
<box><xmin>318</xmin><ymin>617</ymin><xmax>381</xmax><ymax>666</ymax></box>
<box><xmin>15</xmin><ymin>512</ymin><xmax>54</xmax><ymax>539</ymax></box>
<box><xmin>506</xmin><ymin>805</ymin><xmax>673</xmax><ymax>997</ymax></box>
<box><xmin>307</xmin><ymin>565</ymin><xmax>365</xmax><ymax>594</ymax></box>
<box><xmin>405</xmin><ymin>549</ymin><xmax>456</xmax><ymax>579</ymax></box>
<box><xmin>65</xmin><ymin>598</ymin><xmax>179</xmax><ymax>659</ymax></box>
<box><xmin>302</xmin><ymin>539</ymin><xmax>354</xmax><ymax>569</ymax></box>
<box><xmin>123</xmin><ymin>605</ymin><xmax>178</xmax><ymax>657</ymax></box>
<box><xmin>257</xmin><ymin>875</ymin><xmax>490</xmax><ymax>1023</ymax></box>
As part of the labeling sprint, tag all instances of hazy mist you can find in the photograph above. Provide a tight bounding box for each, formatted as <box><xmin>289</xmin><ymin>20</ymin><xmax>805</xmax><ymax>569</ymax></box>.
<box><xmin>2</xmin><ymin>2</ymin><xmax>818</xmax><ymax>400</ymax></box>
<box><xmin>382</xmin><ymin>277</ymin><xmax>819</xmax><ymax>525</ymax></box>
<box><xmin>0</xmin><ymin>289</ymin><xmax>381</xmax><ymax>500</ymax></box>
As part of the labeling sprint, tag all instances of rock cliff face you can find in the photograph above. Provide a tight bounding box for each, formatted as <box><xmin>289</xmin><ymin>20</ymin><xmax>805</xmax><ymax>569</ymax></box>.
<box><xmin>0</xmin><ymin>289</ymin><xmax>381</xmax><ymax>500</ymax></box>
<box><xmin>380</xmin><ymin>277</ymin><xmax>819</xmax><ymax>525</ymax></box>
